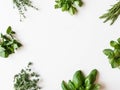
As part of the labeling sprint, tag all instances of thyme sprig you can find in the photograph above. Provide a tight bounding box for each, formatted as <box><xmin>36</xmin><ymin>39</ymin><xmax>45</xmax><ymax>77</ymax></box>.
<box><xmin>100</xmin><ymin>1</ymin><xmax>120</xmax><ymax>25</ymax></box>
<box><xmin>13</xmin><ymin>0</ymin><xmax>38</xmax><ymax>21</ymax></box>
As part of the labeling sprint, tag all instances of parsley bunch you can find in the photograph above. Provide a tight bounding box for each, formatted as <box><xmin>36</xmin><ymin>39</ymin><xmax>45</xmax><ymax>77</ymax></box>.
<box><xmin>14</xmin><ymin>62</ymin><xmax>41</xmax><ymax>90</ymax></box>
<box><xmin>0</xmin><ymin>26</ymin><xmax>22</xmax><ymax>58</ymax></box>
<box><xmin>61</xmin><ymin>69</ymin><xmax>100</xmax><ymax>90</ymax></box>
<box><xmin>13</xmin><ymin>0</ymin><xmax>38</xmax><ymax>20</ymax></box>
<box><xmin>54</xmin><ymin>0</ymin><xmax>83</xmax><ymax>15</ymax></box>
<box><xmin>100</xmin><ymin>1</ymin><xmax>120</xmax><ymax>25</ymax></box>
<box><xmin>103</xmin><ymin>38</ymin><xmax>120</xmax><ymax>68</ymax></box>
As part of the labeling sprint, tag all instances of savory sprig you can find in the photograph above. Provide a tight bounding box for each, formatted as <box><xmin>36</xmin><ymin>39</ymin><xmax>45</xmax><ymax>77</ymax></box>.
<box><xmin>103</xmin><ymin>38</ymin><xmax>120</xmax><ymax>68</ymax></box>
<box><xmin>54</xmin><ymin>0</ymin><xmax>83</xmax><ymax>15</ymax></box>
<box><xmin>61</xmin><ymin>69</ymin><xmax>100</xmax><ymax>90</ymax></box>
<box><xmin>0</xmin><ymin>26</ymin><xmax>22</xmax><ymax>58</ymax></box>
<box><xmin>13</xmin><ymin>0</ymin><xmax>38</xmax><ymax>21</ymax></box>
<box><xmin>100</xmin><ymin>1</ymin><xmax>120</xmax><ymax>25</ymax></box>
<box><xmin>14</xmin><ymin>62</ymin><xmax>41</xmax><ymax>90</ymax></box>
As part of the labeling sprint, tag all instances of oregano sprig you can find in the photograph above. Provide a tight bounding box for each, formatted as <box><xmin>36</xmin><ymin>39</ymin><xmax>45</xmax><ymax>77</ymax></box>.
<box><xmin>61</xmin><ymin>69</ymin><xmax>100</xmax><ymax>90</ymax></box>
<box><xmin>54</xmin><ymin>0</ymin><xmax>83</xmax><ymax>15</ymax></box>
<box><xmin>100</xmin><ymin>1</ymin><xmax>120</xmax><ymax>25</ymax></box>
<box><xmin>103</xmin><ymin>38</ymin><xmax>120</xmax><ymax>68</ymax></box>
<box><xmin>0</xmin><ymin>26</ymin><xmax>22</xmax><ymax>58</ymax></box>
<box><xmin>13</xmin><ymin>0</ymin><xmax>38</xmax><ymax>21</ymax></box>
<box><xmin>14</xmin><ymin>62</ymin><xmax>41</xmax><ymax>90</ymax></box>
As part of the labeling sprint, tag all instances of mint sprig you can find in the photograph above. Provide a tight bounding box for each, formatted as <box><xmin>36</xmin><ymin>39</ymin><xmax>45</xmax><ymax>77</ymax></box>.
<box><xmin>0</xmin><ymin>26</ymin><xmax>22</xmax><ymax>58</ymax></box>
<box><xmin>54</xmin><ymin>0</ymin><xmax>83</xmax><ymax>15</ymax></box>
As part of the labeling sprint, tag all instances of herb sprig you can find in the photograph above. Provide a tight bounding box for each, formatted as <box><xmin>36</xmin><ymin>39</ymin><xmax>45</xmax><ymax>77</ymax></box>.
<box><xmin>61</xmin><ymin>69</ymin><xmax>100</xmax><ymax>90</ymax></box>
<box><xmin>54</xmin><ymin>0</ymin><xmax>83</xmax><ymax>15</ymax></box>
<box><xmin>13</xmin><ymin>0</ymin><xmax>38</xmax><ymax>21</ymax></box>
<box><xmin>100</xmin><ymin>1</ymin><xmax>120</xmax><ymax>25</ymax></box>
<box><xmin>0</xmin><ymin>26</ymin><xmax>22</xmax><ymax>58</ymax></box>
<box><xmin>103</xmin><ymin>38</ymin><xmax>120</xmax><ymax>68</ymax></box>
<box><xmin>14</xmin><ymin>62</ymin><xmax>41</xmax><ymax>90</ymax></box>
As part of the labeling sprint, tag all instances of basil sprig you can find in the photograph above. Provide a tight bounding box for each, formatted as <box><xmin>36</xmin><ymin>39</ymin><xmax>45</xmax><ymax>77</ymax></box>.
<box><xmin>103</xmin><ymin>38</ymin><xmax>120</xmax><ymax>68</ymax></box>
<box><xmin>61</xmin><ymin>69</ymin><xmax>100</xmax><ymax>90</ymax></box>
<box><xmin>0</xmin><ymin>26</ymin><xmax>22</xmax><ymax>58</ymax></box>
<box><xmin>54</xmin><ymin>0</ymin><xmax>83</xmax><ymax>15</ymax></box>
<box><xmin>14</xmin><ymin>62</ymin><xmax>41</xmax><ymax>90</ymax></box>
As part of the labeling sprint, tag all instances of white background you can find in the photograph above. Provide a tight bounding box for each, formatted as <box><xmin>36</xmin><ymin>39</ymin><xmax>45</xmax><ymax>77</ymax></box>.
<box><xmin>0</xmin><ymin>0</ymin><xmax>120</xmax><ymax>90</ymax></box>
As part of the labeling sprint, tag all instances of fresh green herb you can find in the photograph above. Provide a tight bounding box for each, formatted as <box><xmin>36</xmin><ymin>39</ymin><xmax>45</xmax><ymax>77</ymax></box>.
<box><xmin>0</xmin><ymin>26</ymin><xmax>22</xmax><ymax>58</ymax></box>
<box><xmin>14</xmin><ymin>62</ymin><xmax>41</xmax><ymax>90</ymax></box>
<box><xmin>13</xmin><ymin>0</ymin><xmax>38</xmax><ymax>21</ymax></box>
<box><xmin>100</xmin><ymin>1</ymin><xmax>120</xmax><ymax>25</ymax></box>
<box><xmin>61</xmin><ymin>69</ymin><xmax>100</xmax><ymax>90</ymax></box>
<box><xmin>103</xmin><ymin>38</ymin><xmax>120</xmax><ymax>68</ymax></box>
<box><xmin>54</xmin><ymin>0</ymin><xmax>83</xmax><ymax>15</ymax></box>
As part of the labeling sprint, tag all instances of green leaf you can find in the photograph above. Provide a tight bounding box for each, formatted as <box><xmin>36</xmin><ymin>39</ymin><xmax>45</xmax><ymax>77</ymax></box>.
<box><xmin>68</xmin><ymin>80</ymin><xmax>76</xmax><ymax>90</ymax></box>
<box><xmin>92</xmin><ymin>84</ymin><xmax>101</xmax><ymax>90</ymax></box>
<box><xmin>69</xmin><ymin>6</ymin><xmax>77</xmax><ymax>15</ymax></box>
<box><xmin>72</xmin><ymin>70</ymin><xmax>85</xmax><ymax>89</ymax></box>
<box><xmin>103</xmin><ymin>49</ymin><xmax>114</xmax><ymax>59</ymax></box>
<box><xmin>110</xmin><ymin>41</ymin><xmax>120</xmax><ymax>49</ymax></box>
<box><xmin>61</xmin><ymin>81</ymin><xmax>70</xmax><ymax>90</ymax></box>
<box><xmin>85</xmin><ymin>69</ymin><xmax>97</xmax><ymax>86</ymax></box>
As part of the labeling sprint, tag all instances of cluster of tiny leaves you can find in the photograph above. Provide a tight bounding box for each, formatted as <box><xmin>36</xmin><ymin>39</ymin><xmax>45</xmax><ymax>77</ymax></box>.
<box><xmin>14</xmin><ymin>62</ymin><xmax>41</xmax><ymax>90</ymax></box>
<box><xmin>13</xmin><ymin>0</ymin><xmax>38</xmax><ymax>21</ymax></box>
<box><xmin>61</xmin><ymin>69</ymin><xmax>100</xmax><ymax>90</ymax></box>
<box><xmin>54</xmin><ymin>0</ymin><xmax>83</xmax><ymax>15</ymax></box>
<box><xmin>0</xmin><ymin>26</ymin><xmax>22</xmax><ymax>58</ymax></box>
<box><xmin>103</xmin><ymin>38</ymin><xmax>120</xmax><ymax>68</ymax></box>
<box><xmin>100</xmin><ymin>1</ymin><xmax>120</xmax><ymax>25</ymax></box>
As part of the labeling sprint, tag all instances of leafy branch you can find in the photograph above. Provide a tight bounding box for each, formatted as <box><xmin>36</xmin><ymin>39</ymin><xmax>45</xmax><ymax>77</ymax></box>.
<box><xmin>61</xmin><ymin>69</ymin><xmax>100</xmax><ymax>90</ymax></box>
<box><xmin>13</xmin><ymin>0</ymin><xmax>38</xmax><ymax>21</ymax></box>
<box><xmin>0</xmin><ymin>26</ymin><xmax>22</xmax><ymax>58</ymax></box>
<box><xmin>100</xmin><ymin>1</ymin><xmax>120</xmax><ymax>25</ymax></box>
<box><xmin>103</xmin><ymin>38</ymin><xmax>120</xmax><ymax>68</ymax></box>
<box><xmin>14</xmin><ymin>62</ymin><xmax>41</xmax><ymax>90</ymax></box>
<box><xmin>54</xmin><ymin>0</ymin><xmax>83</xmax><ymax>15</ymax></box>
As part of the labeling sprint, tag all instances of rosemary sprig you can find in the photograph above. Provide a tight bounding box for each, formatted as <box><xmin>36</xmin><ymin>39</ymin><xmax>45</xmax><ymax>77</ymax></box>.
<box><xmin>100</xmin><ymin>1</ymin><xmax>120</xmax><ymax>25</ymax></box>
<box><xmin>13</xmin><ymin>0</ymin><xmax>38</xmax><ymax>21</ymax></box>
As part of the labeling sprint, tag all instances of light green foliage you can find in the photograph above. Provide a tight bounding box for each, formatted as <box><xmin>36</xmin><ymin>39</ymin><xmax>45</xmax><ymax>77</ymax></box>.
<box><xmin>0</xmin><ymin>26</ymin><xmax>22</xmax><ymax>58</ymax></box>
<box><xmin>13</xmin><ymin>0</ymin><xmax>38</xmax><ymax>20</ymax></box>
<box><xmin>100</xmin><ymin>1</ymin><xmax>120</xmax><ymax>25</ymax></box>
<box><xmin>54</xmin><ymin>0</ymin><xmax>83</xmax><ymax>15</ymax></box>
<box><xmin>14</xmin><ymin>62</ymin><xmax>41</xmax><ymax>90</ymax></box>
<box><xmin>103</xmin><ymin>38</ymin><xmax>120</xmax><ymax>68</ymax></box>
<box><xmin>61</xmin><ymin>69</ymin><xmax>100</xmax><ymax>90</ymax></box>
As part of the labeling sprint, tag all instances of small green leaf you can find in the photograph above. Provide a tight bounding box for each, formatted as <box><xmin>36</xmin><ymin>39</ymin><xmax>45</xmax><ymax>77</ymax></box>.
<box><xmin>110</xmin><ymin>41</ymin><xmax>119</xmax><ymax>49</ymax></box>
<box><xmin>72</xmin><ymin>70</ymin><xmax>85</xmax><ymax>88</ymax></box>
<box><xmin>61</xmin><ymin>81</ymin><xmax>70</xmax><ymax>90</ymax></box>
<box><xmin>69</xmin><ymin>6</ymin><xmax>77</xmax><ymax>15</ymax></box>
<box><xmin>103</xmin><ymin>49</ymin><xmax>114</xmax><ymax>59</ymax></box>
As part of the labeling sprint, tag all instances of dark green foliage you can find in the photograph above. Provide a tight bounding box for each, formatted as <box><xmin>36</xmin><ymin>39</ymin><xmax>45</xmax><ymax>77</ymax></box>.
<box><xmin>54</xmin><ymin>0</ymin><xmax>83</xmax><ymax>15</ymax></box>
<box><xmin>13</xmin><ymin>0</ymin><xmax>38</xmax><ymax>20</ymax></box>
<box><xmin>100</xmin><ymin>1</ymin><xmax>120</xmax><ymax>25</ymax></box>
<box><xmin>14</xmin><ymin>62</ymin><xmax>41</xmax><ymax>90</ymax></box>
<box><xmin>61</xmin><ymin>69</ymin><xmax>100</xmax><ymax>90</ymax></box>
<box><xmin>0</xmin><ymin>26</ymin><xmax>22</xmax><ymax>58</ymax></box>
<box><xmin>103</xmin><ymin>38</ymin><xmax>120</xmax><ymax>68</ymax></box>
